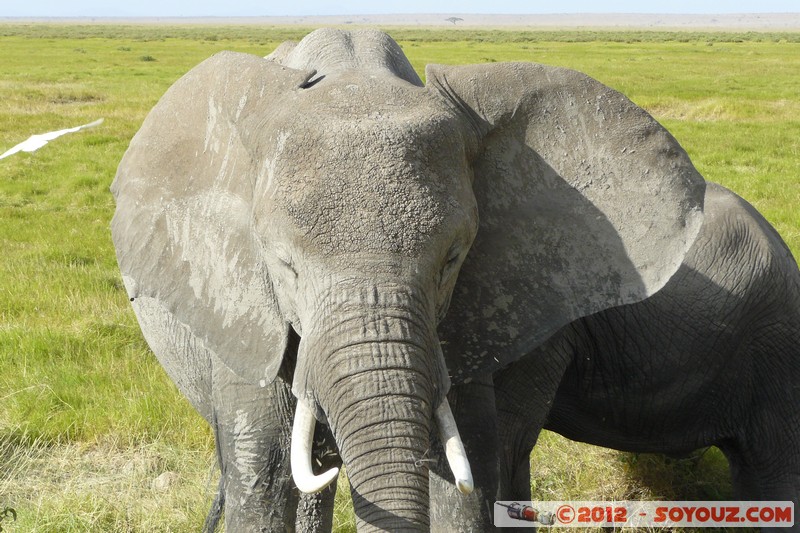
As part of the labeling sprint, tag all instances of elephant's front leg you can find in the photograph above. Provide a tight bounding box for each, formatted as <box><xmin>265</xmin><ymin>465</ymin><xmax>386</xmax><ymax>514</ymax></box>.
<box><xmin>297</xmin><ymin>485</ymin><xmax>337</xmax><ymax>532</ymax></box>
<box><xmin>211</xmin><ymin>356</ymin><xmax>299</xmax><ymax>532</ymax></box>
<box><xmin>430</xmin><ymin>374</ymin><xmax>498</xmax><ymax>532</ymax></box>
<box><xmin>493</xmin><ymin>342</ymin><xmax>573</xmax><ymax>501</ymax></box>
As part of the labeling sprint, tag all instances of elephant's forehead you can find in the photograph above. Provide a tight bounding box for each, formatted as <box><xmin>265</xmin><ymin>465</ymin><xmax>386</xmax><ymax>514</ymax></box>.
<box><xmin>302</xmin><ymin>73</ymin><xmax>431</xmax><ymax>114</ymax></box>
<box><xmin>271</xmin><ymin>77</ymin><xmax>462</xmax><ymax>169</ymax></box>
<box><xmin>265</xmin><ymin>91</ymin><xmax>467</xmax><ymax>256</ymax></box>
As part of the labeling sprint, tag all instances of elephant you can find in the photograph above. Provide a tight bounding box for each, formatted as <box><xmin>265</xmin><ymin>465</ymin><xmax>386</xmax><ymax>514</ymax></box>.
<box><xmin>111</xmin><ymin>28</ymin><xmax>706</xmax><ymax>531</ymax></box>
<box><xmin>493</xmin><ymin>181</ymin><xmax>800</xmax><ymax>529</ymax></box>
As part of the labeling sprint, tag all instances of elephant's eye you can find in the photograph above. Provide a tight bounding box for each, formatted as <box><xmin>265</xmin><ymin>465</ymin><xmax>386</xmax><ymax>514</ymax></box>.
<box><xmin>440</xmin><ymin>247</ymin><xmax>461</xmax><ymax>285</ymax></box>
<box><xmin>445</xmin><ymin>251</ymin><xmax>460</xmax><ymax>268</ymax></box>
<box><xmin>279</xmin><ymin>258</ymin><xmax>297</xmax><ymax>278</ymax></box>
<box><xmin>273</xmin><ymin>249</ymin><xmax>297</xmax><ymax>281</ymax></box>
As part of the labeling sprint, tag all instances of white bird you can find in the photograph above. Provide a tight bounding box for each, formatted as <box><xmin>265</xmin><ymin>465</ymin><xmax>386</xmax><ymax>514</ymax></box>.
<box><xmin>0</xmin><ymin>118</ymin><xmax>104</xmax><ymax>160</ymax></box>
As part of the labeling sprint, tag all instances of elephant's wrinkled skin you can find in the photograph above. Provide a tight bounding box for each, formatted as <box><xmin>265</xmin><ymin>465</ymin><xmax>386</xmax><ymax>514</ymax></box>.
<box><xmin>495</xmin><ymin>182</ymin><xmax>800</xmax><ymax>530</ymax></box>
<box><xmin>111</xmin><ymin>29</ymin><xmax>705</xmax><ymax>531</ymax></box>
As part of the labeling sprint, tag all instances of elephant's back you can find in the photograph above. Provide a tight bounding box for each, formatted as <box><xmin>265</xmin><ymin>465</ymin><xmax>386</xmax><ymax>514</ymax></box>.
<box><xmin>265</xmin><ymin>28</ymin><xmax>423</xmax><ymax>86</ymax></box>
<box><xmin>686</xmin><ymin>182</ymin><xmax>799</xmax><ymax>293</ymax></box>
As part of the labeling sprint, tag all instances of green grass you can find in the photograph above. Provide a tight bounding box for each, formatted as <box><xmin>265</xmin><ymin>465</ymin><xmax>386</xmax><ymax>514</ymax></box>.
<box><xmin>1</xmin><ymin>24</ymin><xmax>798</xmax><ymax>531</ymax></box>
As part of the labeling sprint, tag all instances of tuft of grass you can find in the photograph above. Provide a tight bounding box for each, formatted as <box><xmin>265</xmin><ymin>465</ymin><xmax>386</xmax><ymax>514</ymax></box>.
<box><xmin>333</xmin><ymin>472</ymin><xmax>356</xmax><ymax>533</ymax></box>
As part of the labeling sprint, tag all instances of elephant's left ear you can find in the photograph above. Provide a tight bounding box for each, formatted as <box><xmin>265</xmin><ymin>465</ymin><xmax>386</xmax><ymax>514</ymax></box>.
<box><xmin>112</xmin><ymin>52</ymin><xmax>315</xmax><ymax>385</ymax></box>
<box><xmin>426</xmin><ymin>62</ymin><xmax>706</xmax><ymax>382</ymax></box>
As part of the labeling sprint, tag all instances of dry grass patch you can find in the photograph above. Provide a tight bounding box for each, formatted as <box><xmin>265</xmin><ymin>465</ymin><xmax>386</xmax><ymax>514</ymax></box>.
<box><xmin>0</xmin><ymin>436</ymin><xmax>218</xmax><ymax>531</ymax></box>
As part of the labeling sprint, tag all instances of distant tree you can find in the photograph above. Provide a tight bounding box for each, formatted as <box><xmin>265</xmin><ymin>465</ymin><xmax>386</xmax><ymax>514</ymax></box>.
<box><xmin>445</xmin><ymin>17</ymin><xmax>463</xmax><ymax>25</ymax></box>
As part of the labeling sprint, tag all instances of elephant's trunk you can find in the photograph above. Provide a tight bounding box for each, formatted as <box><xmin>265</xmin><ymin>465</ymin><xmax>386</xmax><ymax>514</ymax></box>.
<box><xmin>328</xmin><ymin>362</ymin><xmax>432</xmax><ymax>531</ymax></box>
<box><xmin>294</xmin><ymin>284</ymin><xmax>459</xmax><ymax>531</ymax></box>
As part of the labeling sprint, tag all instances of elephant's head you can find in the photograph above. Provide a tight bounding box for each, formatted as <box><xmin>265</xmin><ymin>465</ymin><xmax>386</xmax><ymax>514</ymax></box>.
<box><xmin>111</xmin><ymin>29</ymin><xmax>705</xmax><ymax>531</ymax></box>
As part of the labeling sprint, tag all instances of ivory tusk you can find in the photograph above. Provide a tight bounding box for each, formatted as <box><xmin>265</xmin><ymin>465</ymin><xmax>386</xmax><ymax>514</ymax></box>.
<box><xmin>290</xmin><ymin>400</ymin><xmax>340</xmax><ymax>493</ymax></box>
<box><xmin>434</xmin><ymin>399</ymin><xmax>474</xmax><ymax>495</ymax></box>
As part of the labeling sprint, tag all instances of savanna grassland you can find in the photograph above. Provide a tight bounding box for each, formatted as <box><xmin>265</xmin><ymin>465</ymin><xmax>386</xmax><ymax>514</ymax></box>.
<box><xmin>0</xmin><ymin>24</ymin><xmax>798</xmax><ymax>532</ymax></box>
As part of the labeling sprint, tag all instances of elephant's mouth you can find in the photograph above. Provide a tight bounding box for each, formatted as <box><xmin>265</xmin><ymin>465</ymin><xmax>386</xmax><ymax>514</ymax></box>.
<box><xmin>290</xmin><ymin>396</ymin><xmax>474</xmax><ymax>495</ymax></box>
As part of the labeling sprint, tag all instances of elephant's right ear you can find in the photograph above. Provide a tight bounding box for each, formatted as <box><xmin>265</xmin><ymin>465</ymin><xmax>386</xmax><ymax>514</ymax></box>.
<box><xmin>427</xmin><ymin>62</ymin><xmax>706</xmax><ymax>382</ymax></box>
<box><xmin>111</xmin><ymin>52</ymin><xmax>315</xmax><ymax>385</ymax></box>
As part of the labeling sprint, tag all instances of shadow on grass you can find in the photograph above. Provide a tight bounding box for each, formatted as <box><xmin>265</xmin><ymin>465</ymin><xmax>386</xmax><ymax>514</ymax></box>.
<box><xmin>619</xmin><ymin>446</ymin><xmax>733</xmax><ymax>500</ymax></box>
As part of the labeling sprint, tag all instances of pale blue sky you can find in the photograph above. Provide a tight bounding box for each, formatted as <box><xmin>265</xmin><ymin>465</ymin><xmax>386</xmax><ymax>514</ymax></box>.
<box><xmin>2</xmin><ymin>1</ymin><xmax>798</xmax><ymax>18</ymax></box>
